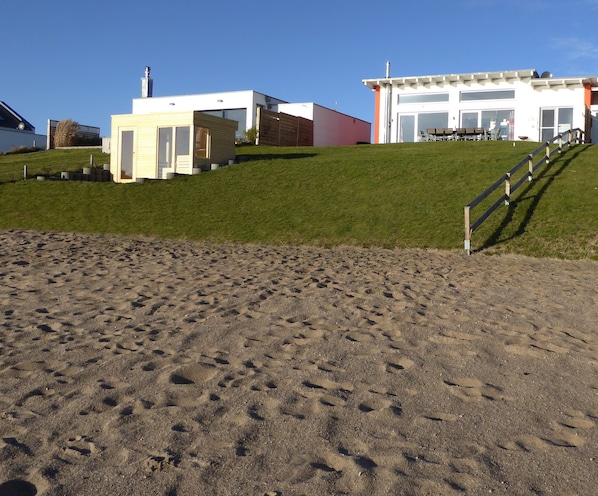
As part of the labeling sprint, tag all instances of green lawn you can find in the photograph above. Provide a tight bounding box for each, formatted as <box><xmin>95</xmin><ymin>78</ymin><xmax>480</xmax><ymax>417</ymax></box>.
<box><xmin>0</xmin><ymin>142</ymin><xmax>596</xmax><ymax>259</ymax></box>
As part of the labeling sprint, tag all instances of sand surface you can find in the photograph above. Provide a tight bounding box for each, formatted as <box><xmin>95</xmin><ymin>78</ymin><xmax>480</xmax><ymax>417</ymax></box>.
<box><xmin>0</xmin><ymin>229</ymin><xmax>597</xmax><ymax>496</ymax></box>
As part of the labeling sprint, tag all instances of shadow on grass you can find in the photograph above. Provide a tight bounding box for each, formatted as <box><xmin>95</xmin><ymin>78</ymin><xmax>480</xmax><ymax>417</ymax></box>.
<box><xmin>235</xmin><ymin>152</ymin><xmax>318</xmax><ymax>162</ymax></box>
<box><xmin>477</xmin><ymin>145</ymin><xmax>591</xmax><ymax>252</ymax></box>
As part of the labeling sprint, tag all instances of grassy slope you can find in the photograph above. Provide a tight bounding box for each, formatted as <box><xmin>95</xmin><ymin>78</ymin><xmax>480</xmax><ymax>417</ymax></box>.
<box><xmin>0</xmin><ymin>142</ymin><xmax>596</xmax><ymax>258</ymax></box>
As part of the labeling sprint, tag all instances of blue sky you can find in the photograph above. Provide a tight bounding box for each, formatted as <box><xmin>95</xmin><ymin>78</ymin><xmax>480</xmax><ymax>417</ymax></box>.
<box><xmin>3</xmin><ymin>0</ymin><xmax>598</xmax><ymax>137</ymax></box>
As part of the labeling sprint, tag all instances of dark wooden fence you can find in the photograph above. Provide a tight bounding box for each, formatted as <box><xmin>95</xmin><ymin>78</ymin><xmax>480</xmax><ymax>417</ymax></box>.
<box><xmin>464</xmin><ymin>129</ymin><xmax>586</xmax><ymax>254</ymax></box>
<box><xmin>257</xmin><ymin>108</ymin><xmax>313</xmax><ymax>147</ymax></box>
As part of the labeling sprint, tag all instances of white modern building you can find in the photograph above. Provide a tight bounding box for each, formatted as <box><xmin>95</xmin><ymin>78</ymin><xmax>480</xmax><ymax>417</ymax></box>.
<box><xmin>363</xmin><ymin>67</ymin><xmax>598</xmax><ymax>144</ymax></box>
<box><xmin>129</xmin><ymin>68</ymin><xmax>370</xmax><ymax>147</ymax></box>
<box><xmin>132</xmin><ymin>89</ymin><xmax>286</xmax><ymax>142</ymax></box>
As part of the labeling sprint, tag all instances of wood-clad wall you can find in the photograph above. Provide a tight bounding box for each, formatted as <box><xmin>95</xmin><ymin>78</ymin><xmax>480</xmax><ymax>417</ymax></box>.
<box><xmin>258</xmin><ymin>108</ymin><xmax>313</xmax><ymax>146</ymax></box>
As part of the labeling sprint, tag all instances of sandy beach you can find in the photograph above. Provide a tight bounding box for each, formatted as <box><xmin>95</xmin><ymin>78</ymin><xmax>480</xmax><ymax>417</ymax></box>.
<box><xmin>0</xmin><ymin>229</ymin><xmax>596</xmax><ymax>495</ymax></box>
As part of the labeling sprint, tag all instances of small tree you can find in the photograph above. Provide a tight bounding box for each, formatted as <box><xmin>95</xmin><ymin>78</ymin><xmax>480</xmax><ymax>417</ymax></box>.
<box><xmin>54</xmin><ymin>119</ymin><xmax>79</xmax><ymax>147</ymax></box>
<box><xmin>243</xmin><ymin>126</ymin><xmax>258</xmax><ymax>144</ymax></box>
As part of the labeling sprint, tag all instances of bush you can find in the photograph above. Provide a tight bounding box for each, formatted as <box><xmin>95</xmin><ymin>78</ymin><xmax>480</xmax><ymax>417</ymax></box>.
<box><xmin>6</xmin><ymin>146</ymin><xmax>42</xmax><ymax>155</ymax></box>
<box><xmin>243</xmin><ymin>127</ymin><xmax>258</xmax><ymax>144</ymax></box>
<box><xmin>54</xmin><ymin>119</ymin><xmax>79</xmax><ymax>147</ymax></box>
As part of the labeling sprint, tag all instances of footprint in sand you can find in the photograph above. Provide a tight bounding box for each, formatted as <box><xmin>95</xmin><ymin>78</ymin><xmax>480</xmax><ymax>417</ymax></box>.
<box><xmin>0</xmin><ymin>480</ymin><xmax>38</xmax><ymax>496</ymax></box>
<box><xmin>386</xmin><ymin>357</ymin><xmax>414</xmax><ymax>374</ymax></box>
<box><xmin>444</xmin><ymin>378</ymin><xmax>513</xmax><ymax>402</ymax></box>
<box><xmin>61</xmin><ymin>435</ymin><xmax>97</xmax><ymax>458</ymax></box>
<box><xmin>170</xmin><ymin>364</ymin><xmax>218</xmax><ymax>385</ymax></box>
<box><xmin>498</xmin><ymin>412</ymin><xmax>592</xmax><ymax>451</ymax></box>
<box><xmin>424</xmin><ymin>412</ymin><xmax>460</xmax><ymax>422</ymax></box>
<box><xmin>144</xmin><ymin>451</ymin><xmax>181</xmax><ymax>473</ymax></box>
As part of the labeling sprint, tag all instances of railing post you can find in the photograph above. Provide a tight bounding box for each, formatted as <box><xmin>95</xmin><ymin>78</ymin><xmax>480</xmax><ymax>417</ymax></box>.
<box><xmin>464</xmin><ymin>205</ymin><xmax>471</xmax><ymax>255</ymax></box>
<box><xmin>505</xmin><ymin>172</ymin><xmax>511</xmax><ymax>205</ymax></box>
<box><xmin>527</xmin><ymin>154</ymin><xmax>533</xmax><ymax>181</ymax></box>
<box><xmin>545</xmin><ymin>141</ymin><xmax>550</xmax><ymax>164</ymax></box>
<box><xmin>558</xmin><ymin>134</ymin><xmax>563</xmax><ymax>153</ymax></box>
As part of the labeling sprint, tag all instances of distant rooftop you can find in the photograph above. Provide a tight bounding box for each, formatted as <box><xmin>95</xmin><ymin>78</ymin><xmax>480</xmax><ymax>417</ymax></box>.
<box><xmin>0</xmin><ymin>101</ymin><xmax>35</xmax><ymax>132</ymax></box>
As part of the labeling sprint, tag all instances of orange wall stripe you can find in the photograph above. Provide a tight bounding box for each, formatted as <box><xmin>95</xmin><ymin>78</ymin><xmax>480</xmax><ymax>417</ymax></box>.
<box><xmin>584</xmin><ymin>83</ymin><xmax>592</xmax><ymax>108</ymax></box>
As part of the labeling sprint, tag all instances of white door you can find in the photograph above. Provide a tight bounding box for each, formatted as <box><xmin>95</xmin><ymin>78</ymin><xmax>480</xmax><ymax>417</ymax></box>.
<box><xmin>398</xmin><ymin>114</ymin><xmax>416</xmax><ymax>142</ymax></box>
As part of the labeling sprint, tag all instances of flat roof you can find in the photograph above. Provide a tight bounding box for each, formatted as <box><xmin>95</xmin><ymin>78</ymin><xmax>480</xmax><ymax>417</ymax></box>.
<box><xmin>363</xmin><ymin>69</ymin><xmax>598</xmax><ymax>89</ymax></box>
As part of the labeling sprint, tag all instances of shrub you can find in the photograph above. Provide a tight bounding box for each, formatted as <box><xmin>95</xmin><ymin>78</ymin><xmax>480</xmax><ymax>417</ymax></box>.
<box><xmin>54</xmin><ymin>119</ymin><xmax>80</xmax><ymax>147</ymax></box>
<box><xmin>6</xmin><ymin>146</ymin><xmax>41</xmax><ymax>155</ymax></box>
<box><xmin>243</xmin><ymin>127</ymin><xmax>258</xmax><ymax>144</ymax></box>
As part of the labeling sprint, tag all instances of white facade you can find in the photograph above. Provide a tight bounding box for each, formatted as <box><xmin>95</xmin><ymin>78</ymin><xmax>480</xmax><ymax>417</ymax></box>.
<box><xmin>132</xmin><ymin>90</ymin><xmax>287</xmax><ymax>141</ymax></box>
<box><xmin>363</xmin><ymin>69</ymin><xmax>598</xmax><ymax>143</ymax></box>
<box><xmin>0</xmin><ymin>128</ymin><xmax>46</xmax><ymax>152</ymax></box>
<box><xmin>279</xmin><ymin>103</ymin><xmax>371</xmax><ymax>146</ymax></box>
<box><xmin>131</xmin><ymin>90</ymin><xmax>371</xmax><ymax>146</ymax></box>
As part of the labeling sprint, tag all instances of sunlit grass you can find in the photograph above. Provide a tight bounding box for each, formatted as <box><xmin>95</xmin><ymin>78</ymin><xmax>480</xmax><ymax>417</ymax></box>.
<box><xmin>0</xmin><ymin>142</ymin><xmax>596</xmax><ymax>259</ymax></box>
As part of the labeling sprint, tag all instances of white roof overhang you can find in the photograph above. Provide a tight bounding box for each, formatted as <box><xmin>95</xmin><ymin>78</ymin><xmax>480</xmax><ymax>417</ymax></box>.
<box><xmin>363</xmin><ymin>71</ymin><xmax>598</xmax><ymax>91</ymax></box>
<box><xmin>362</xmin><ymin>69</ymin><xmax>538</xmax><ymax>90</ymax></box>
<box><xmin>531</xmin><ymin>76</ymin><xmax>598</xmax><ymax>89</ymax></box>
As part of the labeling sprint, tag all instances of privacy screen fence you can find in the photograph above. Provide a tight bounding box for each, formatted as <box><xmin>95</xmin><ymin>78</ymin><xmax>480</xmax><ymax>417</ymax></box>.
<box><xmin>257</xmin><ymin>108</ymin><xmax>314</xmax><ymax>147</ymax></box>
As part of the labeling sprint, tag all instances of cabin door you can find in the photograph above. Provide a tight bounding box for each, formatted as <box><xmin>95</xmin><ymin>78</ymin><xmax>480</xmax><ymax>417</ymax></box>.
<box><xmin>118</xmin><ymin>129</ymin><xmax>135</xmax><ymax>181</ymax></box>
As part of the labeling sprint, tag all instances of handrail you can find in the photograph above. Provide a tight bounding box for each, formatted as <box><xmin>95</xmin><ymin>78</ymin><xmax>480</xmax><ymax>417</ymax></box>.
<box><xmin>464</xmin><ymin>128</ymin><xmax>585</xmax><ymax>254</ymax></box>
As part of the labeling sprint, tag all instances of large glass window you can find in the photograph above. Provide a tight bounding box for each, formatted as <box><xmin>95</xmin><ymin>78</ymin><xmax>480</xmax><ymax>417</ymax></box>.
<box><xmin>158</xmin><ymin>128</ymin><xmax>173</xmax><ymax>179</ymax></box>
<box><xmin>399</xmin><ymin>115</ymin><xmax>415</xmax><ymax>142</ymax></box>
<box><xmin>558</xmin><ymin>107</ymin><xmax>573</xmax><ymax>133</ymax></box>
<box><xmin>460</xmin><ymin>90</ymin><xmax>515</xmax><ymax>101</ymax></box>
<box><xmin>203</xmin><ymin>108</ymin><xmax>247</xmax><ymax>139</ymax></box>
<box><xmin>399</xmin><ymin>93</ymin><xmax>449</xmax><ymax>104</ymax></box>
<box><xmin>175</xmin><ymin>126</ymin><xmax>190</xmax><ymax>156</ymax></box>
<box><xmin>461</xmin><ymin>112</ymin><xmax>478</xmax><ymax>128</ymax></box>
<box><xmin>541</xmin><ymin>107</ymin><xmax>573</xmax><ymax>141</ymax></box>
<box><xmin>418</xmin><ymin>112</ymin><xmax>449</xmax><ymax>133</ymax></box>
<box><xmin>461</xmin><ymin>110</ymin><xmax>514</xmax><ymax>139</ymax></box>
<box><xmin>482</xmin><ymin>110</ymin><xmax>514</xmax><ymax>140</ymax></box>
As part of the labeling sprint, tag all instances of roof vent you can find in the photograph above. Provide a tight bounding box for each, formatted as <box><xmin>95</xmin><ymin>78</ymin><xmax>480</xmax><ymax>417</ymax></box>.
<box><xmin>541</xmin><ymin>71</ymin><xmax>553</xmax><ymax>79</ymax></box>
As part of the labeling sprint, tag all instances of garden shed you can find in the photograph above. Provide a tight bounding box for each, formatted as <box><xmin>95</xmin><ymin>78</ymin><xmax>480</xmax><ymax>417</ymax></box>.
<box><xmin>110</xmin><ymin>111</ymin><xmax>237</xmax><ymax>183</ymax></box>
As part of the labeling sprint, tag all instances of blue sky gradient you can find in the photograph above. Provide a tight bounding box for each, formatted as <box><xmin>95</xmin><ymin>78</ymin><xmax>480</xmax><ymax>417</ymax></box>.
<box><xmin>3</xmin><ymin>0</ymin><xmax>598</xmax><ymax>137</ymax></box>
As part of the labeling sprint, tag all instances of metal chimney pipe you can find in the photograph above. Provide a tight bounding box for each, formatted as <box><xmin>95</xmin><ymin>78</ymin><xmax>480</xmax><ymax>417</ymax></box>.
<box><xmin>141</xmin><ymin>66</ymin><xmax>153</xmax><ymax>98</ymax></box>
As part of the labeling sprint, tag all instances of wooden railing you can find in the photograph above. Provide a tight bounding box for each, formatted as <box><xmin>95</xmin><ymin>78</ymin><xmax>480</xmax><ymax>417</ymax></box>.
<box><xmin>464</xmin><ymin>128</ymin><xmax>585</xmax><ymax>254</ymax></box>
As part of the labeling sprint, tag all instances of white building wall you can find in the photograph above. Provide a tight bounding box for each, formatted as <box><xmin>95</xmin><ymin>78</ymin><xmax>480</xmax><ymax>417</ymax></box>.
<box><xmin>132</xmin><ymin>91</ymin><xmax>286</xmax><ymax>132</ymax></box>
<box><xmin>279</xmin><ymin>103</ymin><xmax>371</xmax><ymax>146</ymax></box>
<box><xmin>0</xmin><ymin>129</ymin><xmax>47</xmax><ymax>152</ymax></box>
